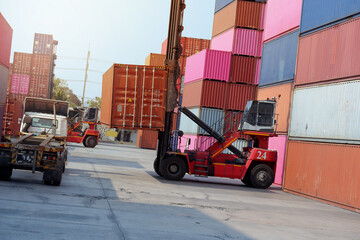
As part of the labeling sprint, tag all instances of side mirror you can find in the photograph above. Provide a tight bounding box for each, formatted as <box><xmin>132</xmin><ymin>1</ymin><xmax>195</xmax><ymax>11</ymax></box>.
<box><xmin>178</xmin><ymin>130</ymin><xmax>184</xmax><ymax>137</ymax></box>
<box><xmin>23</xmin><ymin>115</ymin><xmax>32</xmax><ymax>124</ymax></box>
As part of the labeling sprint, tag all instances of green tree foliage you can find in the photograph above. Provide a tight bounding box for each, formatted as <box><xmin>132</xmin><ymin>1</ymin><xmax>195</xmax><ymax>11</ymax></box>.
<box><xmin>52</xmin><ymin>78</ymin><xmax>81</xmax><ymax>107</ymax></box>
<box><xmin>86</xmin><ymin>96</ymin><xmax>101</xmax><ymax>109</ymax></box>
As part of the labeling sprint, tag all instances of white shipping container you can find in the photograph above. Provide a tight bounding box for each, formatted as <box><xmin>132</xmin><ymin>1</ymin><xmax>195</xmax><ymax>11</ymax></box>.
<box><xmin>179</xmin><ymin>107</ymin><xmax>224</xmax><ymax>135</ymax></box>
<box><xmin>289</xmin><ymin>80</ymin><xmax>360</xmax><ymax>144</ymax></box>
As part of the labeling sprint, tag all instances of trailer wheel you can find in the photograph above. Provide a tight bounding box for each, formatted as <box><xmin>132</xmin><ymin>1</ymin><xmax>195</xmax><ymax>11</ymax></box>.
<box><xmin>0</xmin><ymin>166</ymin><xmax>13</xmax><ymax>180</ymax></box>
<box><xmin>153</xmin><ymin>158</ymin><xmax>162</xmax><ymax>177</ymax></box>
<box><xmin>250</xmin><ymin>164</ymin><xmax>274</xmax><ymax>189</ymax></box>
<box><xmin>85</xmin><ymin>136</ymin><xmax>97</xmax><ymax>148</ymax></box>
<box><xmin>43</xmin><ymin>169</ymin><xmax>62</xmax><ymax>186</ymax></box>
<box><xmin>160</xmin><ymin>156</ymin><xmax>186</xmax><ymax>181</ymax></box>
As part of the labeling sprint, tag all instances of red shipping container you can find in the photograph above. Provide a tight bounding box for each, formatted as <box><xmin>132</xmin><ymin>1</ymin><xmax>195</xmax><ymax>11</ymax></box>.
<box><xmin>226</xmin><ymin>83</ymin><xmax>257</xmax><ymax>111</ymax></box>
<box><xmin>33</xmin><ymin>33</ymin><xmax>54</xmax><ymax>55</ymax></box>
<box><xmin>229</xmin><ymin>56</ymin><xmax>260</xmax><ymax>84</ymax></box>
<box><xmin>295</xmin><ymin>17</ymin><xmax>360</xmax><ymax>86</ymax></box>
<box><xmin>28</xmin><ymin>75</ymin><xmax>49</xmax><ymax>98</ymax></box>
<box><xmin>284</xmin><ymin>140</ymin><xmax>360</xmax><ymax>211</ymax></box>
<box><xmin>182</xmin><ymin>80</ymin><xmax>227</xmax><ymax>109</ymax></box>
<box><xmin>6</xmin><ymin>63</ymin><xmax>12</xmax><ymax>96</ymax></box>
<box><xmin>161</xmin><ymin>37</ymin><xmax>210</xmax><ymax>58</ymax></box>
<box><xmin>12</xmin><ymin>52</ymin><xmax>32</xmax><ymax>74</ymax></box>
<box><xmin>2</xmin><ymin>98</ymin><xmax>23</xmax><ymax>136</ymax></box>
<box><xmin>0</xmin><ymin>103</ymin><xmax>4</xmax><ymax>139</ymax></box>
<box><xmin>137</xmin><ymin>129</ymin><xmax>158</xmax><ymax>150</ymax></box>
<box><xmin>0</xmin><ymin>13</ymin><xmax>13</xmax><ymax>69</ymax></box>
<box><xmin>101</xmin><ymin>64</ymin><xmax>167</xmax><ymax>130</ymax></box>
<box><xmin>31</xmin><ymin>54</ymin><xmax>51</xmax><ymax>76</ymax></box>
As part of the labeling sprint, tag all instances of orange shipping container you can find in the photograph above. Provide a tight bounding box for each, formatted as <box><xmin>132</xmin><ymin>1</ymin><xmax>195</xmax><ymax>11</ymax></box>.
<box><xmin>161</xmin><ymin>37</ymin><xmax>210</xmax><ymax>58</ymax></box>
<box><xmin>137</xmin><ymin>129</ymin><xmax>158</xmax><ymax>150</ymax></box>
<box><xmin>145</xmin><ymin>53</ymin><xmax>186</xmax><ymax>75</ymax></box>
<box><xmin>212</xmin><ymin>1</ymin><xmax>265</xmax><ymax>37</ymax></box>
<box><xmin>257</xmin><ymin>83</ymin><xmax>293</xmax><ymax>134</ymax></box>
<box><xmin>12</xmin><ymin>52</ymin><xmax>32</xmax><ymax>74</ymax></box>
<box><xmin>284</xmin><ymin>140</ymin><xmax>360</xmax><ymax>211</ymax></box>
<box><xmin>101</xmin><ymin>64</ymin><xmax>167</xmax><ymax>130</ymax></box>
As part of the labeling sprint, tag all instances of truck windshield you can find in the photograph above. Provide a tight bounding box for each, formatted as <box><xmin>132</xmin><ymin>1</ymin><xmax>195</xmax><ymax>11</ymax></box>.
<box><xmin>32</xmin><ymin>118</ymin><xmax>58</xmax><ymax>128</ymax></box>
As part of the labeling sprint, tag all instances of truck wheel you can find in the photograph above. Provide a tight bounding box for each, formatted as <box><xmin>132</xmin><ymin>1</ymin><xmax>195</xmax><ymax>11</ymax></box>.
<box><xmin>241</xmin><ymin>174</ymin><xmax>253</xmax><ymax>187</ymax></box>
<box><xmin>83</xmin><ymin>138</ymin><xmax>88</xmax><ymax>147</ymax></box>
<box><xmin>160</xmin><ymin>156</ymin><xmax>186</xmax><ymax>181</ymax></box>
<box><xmin>0</xmin><ymin>166</ymin><xmax>13</xmax><ymax>180</ymax></box>
<box><xmin>153</xmin><ymin>158</ymin><xmax>162</xmax><ymax>177</ymax></box>
<box><xmin>43</xmin><ymin>169</ymin><xmax>62</xmax><ymax>186</ymax></box>
<box><xmin>85</xmin><ymin>136</ymin><xmax>97</xmax><ymax>148</ymax></box>
<box><xmin>250</xmin><ymin>164</ymin><xmax>274</xmax><ymax>189</ymax></box>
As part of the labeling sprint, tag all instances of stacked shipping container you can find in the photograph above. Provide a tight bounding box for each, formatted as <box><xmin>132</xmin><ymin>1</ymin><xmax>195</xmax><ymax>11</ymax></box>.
<box><xmin>0</xmin><ymin>13</ymin><xmax>13</xmax><ymax>139</ymax></box>
<box><xmin>256</xmin><ymin>0</ymin><xmax>303</xmax><ymax>185</ymax></box>
<box><xmin>2</xmin><ymin>33</ymin><xmax>57</xmax><ymax>136</ymax></box>
<box><xmin>137</xmin><ymin>38</ymin><xmax>210</xmax><ymax>149</ymax></box>
<box><xmin>179</xmin><ymin>0</ymin><xmax>266</xmax><ymax>152</ymax></box>
<box><xmin>284</xmin><ymin>1</ymin><xmax>360</xmax><ymax>211</ymax></box>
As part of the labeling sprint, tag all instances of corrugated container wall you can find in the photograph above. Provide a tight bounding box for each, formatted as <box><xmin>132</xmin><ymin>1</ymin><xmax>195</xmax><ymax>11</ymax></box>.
<box><xmin>137</xmin><ymin>130</ymin><xmax>158</xmax><ymax>150</ymax></box>
<box><xmin>184</xmin><ymin>49</ymin><xmax>231</xmax><ymax>84</ymax></box>
<box><xmin>0</xmin><ymin>104</ymin><xmax>4</xmax><ymax>139</ymax></box>
<box><xmin>178</xmin><ymin>134</ymin><xmax>198</xmax><ymax>152</ymax></box>
<box><xmin>161</xmin><ymin>37</ymin><xmax>210</xmax><ymax>58</ymax></box>
<box><xmin>229</xmin><ymin>56</ymin><xmax>259</xmax><ymax>84</ymax></box>
<box><xmin>2</xmin><ymin>98</ymin><xmax>23</xmax><ymax>136</ymax></box>
<box><xmin>259</xmin><ymin>29</ymin><xmax>299</xmax><ymax>87</ymax></box>
<box><xmin>300</xmin><ymin>0</ymin><xmax>360</xmax><ymax>35</ymax></box>
<box><xmin>226</xmin><ymin>84</ymin><xmax>257</xmax><ymax>111</ymax></box>
<box><xmin>28</xmin><ymin>75</ymin><xmax>49</xmax><ymax>98</ymax></box>
<box><xmin>289</xmin><ymin>80</ymin><xmax>360</xmax><ymax>144</ymax></box>
<box><xmin>212</xmin><ymin>1</ymin><xmax>265</xmax><ymax>37</ymax></box>
<box><xmin>10</xmin><ymin>74</ymin><xmax>30</xmax><ymax>95</ymax></box>
<box><xmin>0</xmin><ymin>65</ymin><xmax>9</xmax><ymax>103</ymax></box>
<box><xmin>211</xmin><ymin>28</ymin><xmax>263</xmax><ymax>57</ymax></box>
<box><xmin>295</xmin><ymin>17</ymin><xmax>360</xmax><ymax>86</ymax></box>
<box><xmin>268</xmin><ymin>135</ymin><xmax>287</xmax><ymax>185</ymax></box>
<box><xmin>101</xmin><ymin>64</ymin><xmax>167</xmax><ymax>130</ymax></box>
<box><xmin>12</xmin><ymin>52</ymin><xmax>32</xmax><ymax>75</ymax></box>
<box><xmin>145</xmin><ymin>53</ymin><xmax>165</xmax><ymax>67</ymax></box>
<box><xmin>182</xmin><ymin>80</ymin><xmax>227</xmax><ymax>109</ymax></box>
<box><xmin>284</xmin><ymin>140</ymin><xmax>360</xmax><ymax>211</ymax></box>
<box><xmin>179</xmin><ymin>107</ymin><xmax>224</xmax><ymax>135</ymax></box>
<box><xmin>0</xmin><ymin>13</ymin><xmax>13</xmax><ymax>69</ymax></box>
<box><xmin>33</xmin><ymin>33</ymin><xmax>54</xmax><ymax>55</ymax></box>
<box><xmin>257</xmin><ymin>83</ymin><xmax>292</xmax><ymax>134</ymax></box>
<box><xmin>263</xmin><ymin>0</ymin><xmax>302</xmax><ymax>41</ymax></box>
<box><xmin>6</xmin><ymin>63</ymin><xmax>12</xmax><ymax>96</ymax></box>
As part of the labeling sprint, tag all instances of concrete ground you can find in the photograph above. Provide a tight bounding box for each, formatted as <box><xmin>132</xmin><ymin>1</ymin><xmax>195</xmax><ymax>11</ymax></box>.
<box><xmin>0</xmin><ymin>142</ymin><xmax>359</xmax><ymax>240</ymax></box>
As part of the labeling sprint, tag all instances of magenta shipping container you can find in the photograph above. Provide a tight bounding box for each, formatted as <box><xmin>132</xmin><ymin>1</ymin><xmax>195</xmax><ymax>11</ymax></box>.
<box><xmin>268</xmin><ymin>135</ymin><xmax>287</xmax><ymax>185</ymax></box>
<box><xmin>184</xmin><ymin>49</ymin><xmax>231</xmax><ymax>84</ymax></box>
<box><xmin>211</xmin><ymin>28</ymin><xmax>263</xmax><ymax>57</ymax></box>
<box><xmin>0</xmin><ymin>13</ymin><xmax>13</xmax><ymax>69</ymax></box>
<box><xmin>10</xmin><ymin>74</ymin><xmax>30</xmax><ymax>95</ymax></box>
<box><xmin>295</xmin><ymin>17</ymin><xmax>360</xmax><ymax>86</ymax></box>
<box><xmin>263</xmin><ymin>0</ymin><xmax>303</xmax><ymax>42</ymax></box>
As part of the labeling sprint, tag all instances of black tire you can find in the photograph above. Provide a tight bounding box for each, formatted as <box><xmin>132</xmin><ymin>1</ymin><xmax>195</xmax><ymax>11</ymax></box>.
<box><xmin>250</xmin><ymin>164</ymin><xmax>274</xmax><ymax>189</ymax></box>
<box><xmin>241</xmin><ymin>173</ymin><xmax>253</xmax><ymax>187</ymax></box>
<box><xmin>43</xmin><ymin>169</ymin><xmax>62</xmax><ymax>186</ymax></box>
<box><xmin>85</xmin><ymin>136</ymin><xmax>97</xmax><ymax>148</ymax></box>
<box><xmin>160</xmin><ymin>156</ymin><xmax>186</xmax><ymax>181</ymax></box>
<box><xmin>82</xmin><ymin>138</ymin><xmax>88</xmax><ymax>147</ymax></box>
<box><xmin>153</xmin><ymin>158</ymin><xmax>162</xmax><ymax>177</ymax></box>
<box><xmin>0</xmin><ymin>166</ymin><xmax>13</xmax><ymax>180</ymax></box>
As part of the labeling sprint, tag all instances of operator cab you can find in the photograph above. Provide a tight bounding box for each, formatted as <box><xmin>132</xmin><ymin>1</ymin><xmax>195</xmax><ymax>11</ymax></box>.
<box><xmin>239</xmin><ymin>100</ymin><xmax>276</xmax><ymax>133</ymax></box>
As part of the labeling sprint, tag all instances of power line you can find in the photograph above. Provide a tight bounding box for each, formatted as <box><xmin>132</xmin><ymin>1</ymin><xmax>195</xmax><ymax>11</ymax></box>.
<box><xmin>57</xmin><ymin>56</ymin><xmax>86</xmax><ymax>61</ymax></box>
<box><xmin>56</xmin><ymin>67</ymin><xmax>86</xmax><ymax>71</ymax></box>
<box><xmin>62</xmin><ymin>79</ymin><xmax>101</xmax><ymax>85</ymax></box>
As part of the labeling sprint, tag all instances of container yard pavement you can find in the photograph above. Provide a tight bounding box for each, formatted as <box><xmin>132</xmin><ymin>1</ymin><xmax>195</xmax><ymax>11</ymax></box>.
<box><xmin>0</xmin><ymin>142</ymin><xmax>359</xmax><ymax>240</ymax></box>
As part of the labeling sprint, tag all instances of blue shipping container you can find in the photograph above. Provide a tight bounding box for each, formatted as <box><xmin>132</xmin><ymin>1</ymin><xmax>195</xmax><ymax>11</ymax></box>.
<box><xmin>300</xmin><ymin>0</ymin><xmax>360</xmax><ymax>34</ymax></box>
<box><xmin>259</xmin><ymin>30</ymin><xmax>299</xmax><ymax>87</ymax></box>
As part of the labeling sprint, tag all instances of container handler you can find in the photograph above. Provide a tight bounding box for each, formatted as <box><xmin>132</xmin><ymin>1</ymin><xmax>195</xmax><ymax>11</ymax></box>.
<box><xmin>154</xmin><ymin>0</ymin><xmax>278</xmax><ymax>188</ymax></box>
<box><xmin>67</xmin><ymin>107</ymin><xmax>99</xmax><ymax>148</ymax></box>
<box><xmin>0</xmin><ymin>98</ymin><xmax>69</xmax><ymax>186</ymax></box>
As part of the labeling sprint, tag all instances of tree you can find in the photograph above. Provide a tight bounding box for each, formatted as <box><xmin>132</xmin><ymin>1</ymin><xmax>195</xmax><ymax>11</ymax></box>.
<box><xmin>52</xmin><ymin>78</ymin><xmax>81</xmax><ymax>107</ymax></box>
<box><xmin>86</xmin><ymin>96</ymin><xmax>101</xmax><ymax>109</ymax></box>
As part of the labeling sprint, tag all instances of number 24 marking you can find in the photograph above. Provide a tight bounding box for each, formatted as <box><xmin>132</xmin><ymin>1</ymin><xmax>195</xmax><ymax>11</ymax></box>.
<box><xmin>256</xmin><ymin>151</ymin><xmax>267</xmax><ymax>160</ymax></box>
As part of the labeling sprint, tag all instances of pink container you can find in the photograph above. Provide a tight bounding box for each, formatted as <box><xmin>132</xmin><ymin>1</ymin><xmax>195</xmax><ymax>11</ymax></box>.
<box><xmin>254</xmin><ymin>59</ymin><xmax>261</xmax><ymax>85</ymax></box>
<box><xmin>11</xmin><ymin>74</ymin><xmax>30</xmax><ymax>95</ymax></box>
<box><xmin>263</xmin><ymin>0</ymin><xmax>302</xmax><ymax>42</ymax></box>
<box><xmin>184</xmin><ymin>49</ymin><xmax>231</xmax><ymax>84</ymax></box>
<box><xmin>197</xmin><ymin>135</ymin><xmax>216</xmax><ymax>151</ymax></box>
<box><xmin>178</xmin><ymin>134</ymin><xmax>198</xmax><ymax>152</ymax></box>
<box><xmin>211</xmin><ymin>28</ymin><xmax>263</xmax><ymax>57</ymax></box>
<box><xmin>268</xmin><ymin>135</ymin><xmax>287</xmax><ymax>185</ymax></box>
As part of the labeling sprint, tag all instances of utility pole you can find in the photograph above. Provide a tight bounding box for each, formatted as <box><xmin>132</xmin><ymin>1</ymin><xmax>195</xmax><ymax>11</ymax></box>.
<box><xmin>82</xmin><ymin>49</ymin><xmax>90</xmax><ymax>106</ymax></box>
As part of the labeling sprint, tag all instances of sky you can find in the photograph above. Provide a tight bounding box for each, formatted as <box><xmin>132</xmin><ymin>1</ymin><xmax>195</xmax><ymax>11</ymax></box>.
<box><xmin>0</xmin><ymin>0</ymin><xmax>215</xmax><ymax>102</ymax></box>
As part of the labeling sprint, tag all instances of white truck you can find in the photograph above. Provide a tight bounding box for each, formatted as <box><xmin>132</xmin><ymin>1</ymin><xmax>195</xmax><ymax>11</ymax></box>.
<box><xmin>0</xmin><ymin>98</ymin><xmax>69</xmax><ymax>185</ymax></box>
